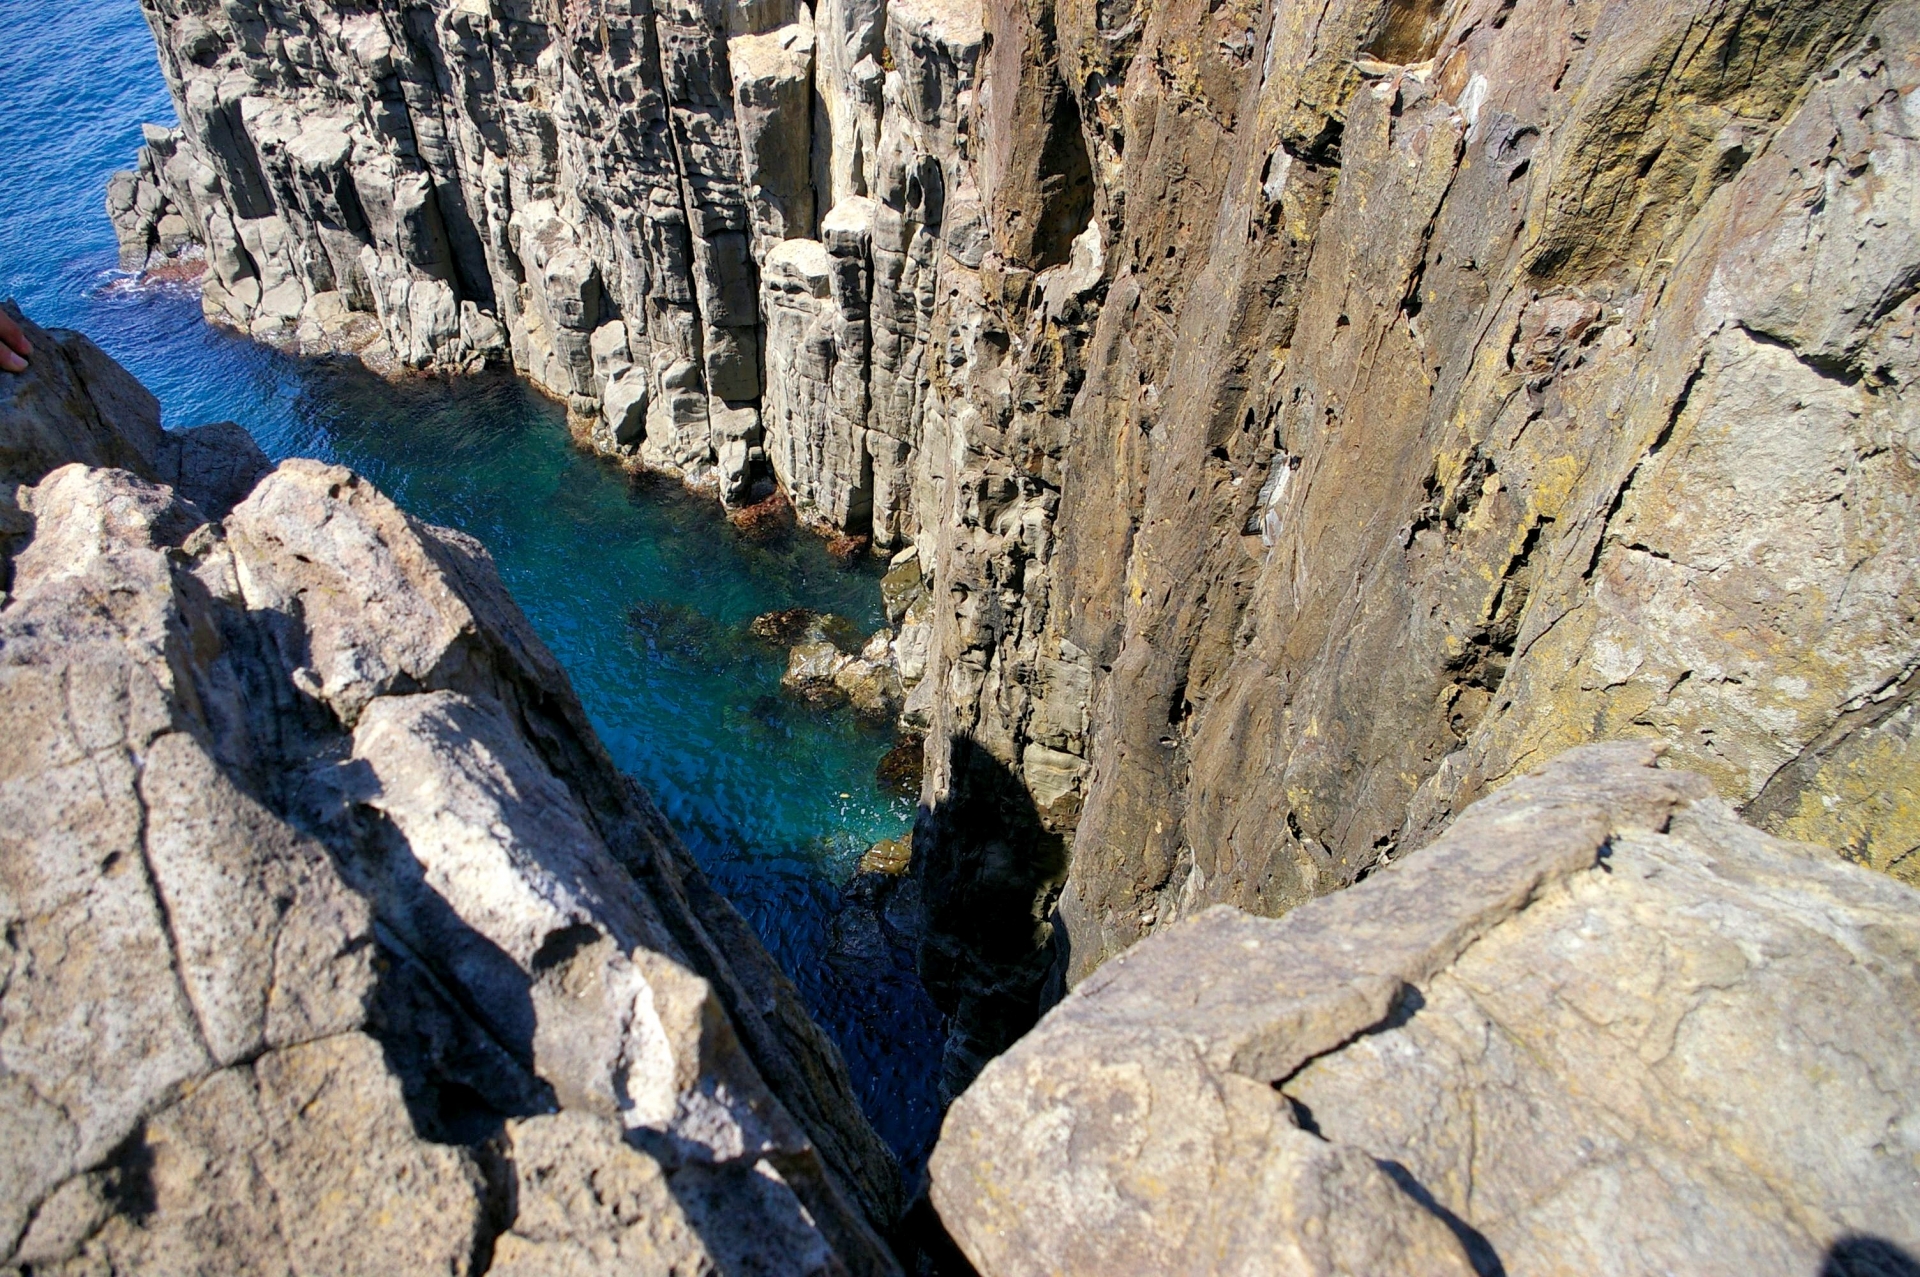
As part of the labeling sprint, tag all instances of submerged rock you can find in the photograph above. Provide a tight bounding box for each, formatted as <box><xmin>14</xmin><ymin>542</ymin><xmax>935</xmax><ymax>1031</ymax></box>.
<box><xmin>833</xmin><ymin>867</ymin><xmax>927</xmax><ymax>974</ymax></box>
<box><xmin>859</xmin><ymin>837</ymin><xmax>913</xmax><ymax>876</ymax></box>
<box><xmin>931</xmin><ymin>744</ymin><xmax>1920</xmax><ymax>1275</ymax></box>
<box><xmin>728</xmin><ymin>489</ymin><xmax>798</xmax><ymax>542</ymax></box>
<box><xmin>751</xmin><ymin>606</ymin><xmax>862</xmax><ymax>650</ymax></box>
<box><xmin>769</xmin><ymin>612</ymin><xmax>905</xmax><ymax>721</ymax></box>
<box><xmin>0</xmin><ymin>312</ymin><xmax>901</xmax><ymax>1274</ymax></box>
<box><xmin>876</xmin><ymin>734</ymin><xmax>926</xmax><ymax>799</ymax></box>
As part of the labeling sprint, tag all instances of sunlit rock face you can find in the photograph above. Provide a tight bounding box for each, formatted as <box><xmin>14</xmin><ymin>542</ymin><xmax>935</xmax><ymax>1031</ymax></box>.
<box><xmin>0</xmin><ymin>307</ymin><xmax>902</xmax><ymax>1275</ymax></box>
<box><xmin>116</xmin><ymin>0</ymin><xmax>1920</xmax><ymax>1105</ymax></box>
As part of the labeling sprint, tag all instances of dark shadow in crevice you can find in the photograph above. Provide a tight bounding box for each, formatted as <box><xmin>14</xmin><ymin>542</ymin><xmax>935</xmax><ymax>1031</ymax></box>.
<box><xmin>1825</xmin><ymin>1237</ymin><xmax>1920</xmax><ymax>1277</ymax></box>
<box><xmin>894</xmin><ymin>1185</ymin><xmax>983</xmax><ymax>1277</ymax></box>
<box><xmin>913</xmin><ymin>736</ymin><xmax>1069</xmax><ymax>1101</ymax></box>
<box><xmin>1373</xmin><ymin>1158</ymin><xmax>1506</xmax><ymax>1277</ymax></box>
<box><xmin>99</xmin><ymin>1126</ymin><xmax>160</xmax><ymax>1226</ymax></box>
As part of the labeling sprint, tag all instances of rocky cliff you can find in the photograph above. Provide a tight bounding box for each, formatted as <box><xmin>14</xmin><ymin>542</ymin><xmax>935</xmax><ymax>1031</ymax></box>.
<box><xmin>114</xmin><ymin>0</ymin><xmax>1920</xmax><ymax>1091</ymax></box>
<box><xmin>0</xmin><ymin>306</ymin><xmax>901</xmax><ymax>1274</ymax></box>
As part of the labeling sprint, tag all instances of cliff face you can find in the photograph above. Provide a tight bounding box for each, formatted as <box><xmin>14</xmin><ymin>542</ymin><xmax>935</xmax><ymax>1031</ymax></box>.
<box><xmin>112</xmin><ymin>0</ymin><xmax>985</xmax><ymax>530</ymax></box>
<box><xmin>0</xmin><ymin>307</ymin><xmax>899</xmax><ymax>1273</ymax></box>
<box><xmin>116</xmin><ymin>0</ymin><xmax>1920</xmax><ymax>1088</ymax></box>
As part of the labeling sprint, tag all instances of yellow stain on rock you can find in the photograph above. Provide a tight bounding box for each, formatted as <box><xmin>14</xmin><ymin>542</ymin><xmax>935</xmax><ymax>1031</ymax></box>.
<box><xmin>1761</xmin><ymin>708</ymin><xmax>1920</xmax><ymax>888</ymax></box>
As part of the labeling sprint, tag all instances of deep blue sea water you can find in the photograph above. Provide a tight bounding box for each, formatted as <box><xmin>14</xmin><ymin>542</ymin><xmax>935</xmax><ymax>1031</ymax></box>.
<box><xmin>0</xmin><ymin>0</ymin><xmax>943</xmax><ymax>1170</ymax></box>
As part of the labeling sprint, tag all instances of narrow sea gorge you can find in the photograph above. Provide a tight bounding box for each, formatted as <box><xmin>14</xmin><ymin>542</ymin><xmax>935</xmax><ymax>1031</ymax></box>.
<box><xmin>0</xmin><ymin>0</ymin><xmax>943</xmax><ymax>1170</ymax></box>
<box><xmin>6</xmin><ymin>0</ymin><xmax>1919</xmax><ymax>1269</ymax></box>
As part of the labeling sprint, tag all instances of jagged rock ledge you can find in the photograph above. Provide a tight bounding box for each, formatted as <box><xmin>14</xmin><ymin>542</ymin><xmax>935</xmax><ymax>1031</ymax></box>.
<box><xmin>931</xmin><ymin>743</ymin><xmax>1920</xmax><ymax>1275</ymax></box>
<box><xmin>0</xmin><ymin>305</ymin><xmax>902</xmax><ymax>1275</ymax></box>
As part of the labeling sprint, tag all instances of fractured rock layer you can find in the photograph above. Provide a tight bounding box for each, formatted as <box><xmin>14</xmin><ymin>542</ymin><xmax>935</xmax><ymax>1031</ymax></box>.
<box><xmin>0</xmin><ymin>307</ymin><xmax>900</xmax><ymax>1274</ymax></box>
<box><xmin>117</xmin><ymin>0</ymin><xmax>1920</xmax><ymax>1091</ymax></box>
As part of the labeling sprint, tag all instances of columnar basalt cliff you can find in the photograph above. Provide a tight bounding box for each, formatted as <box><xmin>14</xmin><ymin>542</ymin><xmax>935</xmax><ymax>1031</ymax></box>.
<box><xmin>0</xmin><ymin>307</ymin><xmax>900</xmax><ymax>1273</ymax></box>
<box><xmin>115</xmin><ymin>0</ymin><xmax>1920</xmax><ymax>1093</ymax></box>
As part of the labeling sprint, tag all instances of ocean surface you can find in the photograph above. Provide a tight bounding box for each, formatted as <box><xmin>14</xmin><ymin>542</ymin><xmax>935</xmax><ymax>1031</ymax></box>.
<box><xmin>0</xmin><ymin>0</ymin><xmax>944</xmax><ymax>1170</ymax></box>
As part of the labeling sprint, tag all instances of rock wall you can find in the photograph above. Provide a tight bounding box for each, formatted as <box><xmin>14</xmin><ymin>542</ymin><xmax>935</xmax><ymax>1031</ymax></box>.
<box><xmin>929</xmin><ymin>742</ymin><xmax>1920</xmax><ymax>1275</ymax></box>
<box><xmin>0</xmin><ymin>306</ymin><xmax>900</xmax><ymax>1274</ymax></box>
<box><xmin>907</xmin><ymin>0</ymin><xmax>1920</xmax><ymax>1092</ymax></box>
<box><xmin>116</xmin><ymin>0</ymin><xmax>1920</xmax><ymax>1093</ymax></box>
<box><xmin>112</xmin><ymin>0</ymin><xmax>985</xmax><ymax>531</ymax></box>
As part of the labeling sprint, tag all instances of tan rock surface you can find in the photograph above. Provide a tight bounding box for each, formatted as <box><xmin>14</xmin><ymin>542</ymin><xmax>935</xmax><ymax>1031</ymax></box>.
<box><xmin>931</xmin><ymin>743</ymin><xmax>1920</xmax><ymax>1276</ymax></box>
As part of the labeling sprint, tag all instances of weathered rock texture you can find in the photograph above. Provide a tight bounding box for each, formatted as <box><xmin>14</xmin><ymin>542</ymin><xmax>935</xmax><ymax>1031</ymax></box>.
<box><xmin>120</xmin><ymin>0</ymin><xmax>1920</xmax><ymax>1092</ymax></box>
<box><xmin>931</xmin><ymin>742</ymin><xmax>1920</xmax><ymax>1276</ymax></box>
<box><xmin>0</xmin><ymin>306</ymin><xmax>900</xmax><ymax>1274</ymax></box>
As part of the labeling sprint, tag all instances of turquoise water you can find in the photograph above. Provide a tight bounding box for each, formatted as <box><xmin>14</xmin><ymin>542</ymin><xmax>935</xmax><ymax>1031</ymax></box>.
<box><xmin>0</xmin><ymin>0</ymin><xmax>943</xmax><ymax>1168</ymax></box>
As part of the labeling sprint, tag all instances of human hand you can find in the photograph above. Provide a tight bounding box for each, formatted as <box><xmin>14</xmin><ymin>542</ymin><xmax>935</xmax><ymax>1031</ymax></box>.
<box><xmin>0</xmin><ymin>308</ymin><xmax>31</xmax><ymax>374</ymax></box>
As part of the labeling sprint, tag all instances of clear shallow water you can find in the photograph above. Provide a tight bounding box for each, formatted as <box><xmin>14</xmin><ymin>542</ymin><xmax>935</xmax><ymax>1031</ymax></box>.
<box><xmin>0</xmin><ymin>0</ymin><xmax>943</xmax><ymax>1169</ymax></box>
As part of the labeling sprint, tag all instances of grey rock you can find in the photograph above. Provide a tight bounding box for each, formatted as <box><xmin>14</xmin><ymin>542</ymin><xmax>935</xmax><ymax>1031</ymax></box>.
<box><xmin>489</xmin><ymin>1110</ymin><xmax>842</xmax><ymax>1277</ymax></box>
<box><xmin>731</xmin><ymin>23</ymin><xmax>819</xmax><ymax>254</ymax></box>
<box><xmin>602</xmin><ymin>368</ymin><xmax>651</xmax><ymax>449</ymax></box>
<box><xmin>108</xmin><ymin>0</ymin><xmax>1920</xmax><ymax>1197</ymax></box>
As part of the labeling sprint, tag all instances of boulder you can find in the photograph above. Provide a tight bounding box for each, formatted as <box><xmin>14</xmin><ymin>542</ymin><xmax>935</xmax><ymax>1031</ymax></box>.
<box><xmin>785</xmin><ymin>637</ymin><xmax>856</xmax><ymax>706</ymax></box>
<box><xmin>931</xmin><ymin>743</ymin><xmax>1920</xmax><ymax>1277</ymax></box>
<box><xmin>780</xmin><ymin>624</ymin><xmax>904</xmax><ymax>719</ymax></box>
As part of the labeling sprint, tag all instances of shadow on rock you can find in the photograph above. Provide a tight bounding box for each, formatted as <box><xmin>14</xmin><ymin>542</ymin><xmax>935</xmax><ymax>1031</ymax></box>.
<box><xmin>1826</xmin><ymin>1238</ymin><xmax>1920</xmax><ymax>1277</ymax></box>
<box><xmin>913</xmin><ymin>735</ymin><xmax>1069</xmax><ymax>1102</ymax></box>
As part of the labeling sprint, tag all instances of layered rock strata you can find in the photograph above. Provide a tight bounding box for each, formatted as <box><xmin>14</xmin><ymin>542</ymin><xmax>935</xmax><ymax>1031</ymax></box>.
<box><xmin>931</xmin><ymin>742</ymin><xmax>1920</xmax><ymax>1276</ymax></box>
<box><xmin>0</xmin><ymin>307</ymin><xmax>900</xmax><ymax>1274</ymax></box>
<box><xmin>119</xmin><ymin>0</ymin><xmax>1920</xmax><ymax>1095</ymax></box>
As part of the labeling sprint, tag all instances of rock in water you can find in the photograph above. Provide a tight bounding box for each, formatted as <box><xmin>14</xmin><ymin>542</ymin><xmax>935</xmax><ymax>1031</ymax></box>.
<box><xmin>859</xmin><ymin>837</ymin><xmax>913</xmax><ymax>875</ymax></box>
<box><xmin>875</xmin><ymin>735</ymin><xmax>925</xmax><ymax>798</ymax></box>
<box><xmin>770</xmin><ymin>612</ymin><xmax>905</xmax><ymax>720</ymax></box>
<box><xmin>930</xmin><ymin>743</ymin><xmax>1920</xmax><ymax>1276</ymax></box>
<box><xmin>100</xmin><ymin>0</ymin><xmax>1920</xmax><ymax>1247</ymax></box>
<box><xmin>0</xmin><ymin>309</ymin><xmax>902</xmax><ymax>1275</ymax></box>
<box><xmin>752</xmin><ymin>607</ymin><xmax>860</xmax><ymax>650</ymax></box>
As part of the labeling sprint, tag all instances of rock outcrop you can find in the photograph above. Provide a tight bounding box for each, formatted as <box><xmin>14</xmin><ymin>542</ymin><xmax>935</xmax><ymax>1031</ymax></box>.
<box><xmin>117</xmin><ymin>0</ymin><xmax>1920</xmax><ymax>1096</ymax></box>
<box><xmin>0</xmin><ymin>306</ymin><xmax>900</xmax><ymax>1274</ymax></box>
<box><xmin>930</xmin><ymin>742</ymin><xmax>1920</xmax><ymax>1276</ymax></box>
